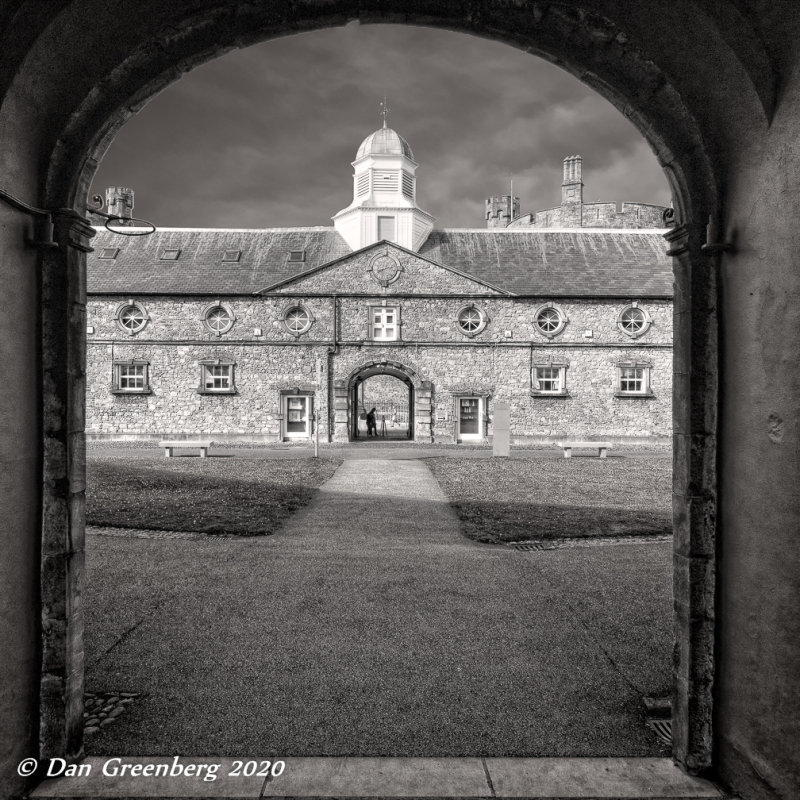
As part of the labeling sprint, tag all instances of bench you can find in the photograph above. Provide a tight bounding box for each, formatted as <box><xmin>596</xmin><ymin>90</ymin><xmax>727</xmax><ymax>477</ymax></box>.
<box><xmin>557</xmin><ymin>441</ymin><xmax>612</xmax><ymax>459</ymax></box>
<box><xmin>158</xmin><ymin>440</ymin><xmax>214</xmax><ymax>458</ymax></box>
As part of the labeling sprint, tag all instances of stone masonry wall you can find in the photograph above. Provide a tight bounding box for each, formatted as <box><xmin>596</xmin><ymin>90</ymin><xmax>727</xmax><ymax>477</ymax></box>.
<box><xmin>510</xmin><ymin>202</ymin><xmax>667</xmax><ymax>229</ymax></box>
<box><xmin>86</xmin><ymin>294</ymin><xmax>671</xmax><ymax>441</ymax></box>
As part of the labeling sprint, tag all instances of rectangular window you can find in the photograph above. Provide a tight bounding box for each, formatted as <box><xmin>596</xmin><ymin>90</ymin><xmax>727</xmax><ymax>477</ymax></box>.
<box><xmin>616</xmin><ymin>363</ymin><xmax>651</xmax><ymax>396</ymax></box>
<box><xmin>535</xmin><ymin>367</ymin><xmax>563</xmax><ymax>393</ymax></box>
<box><xmin>159</xmin><ymin>249</ymin><xmax>181</xmax><ymax>260</ymax></box>
<box><xmin>371</xmin><ymin>306</ymin><xmax>399</xmax><ymax>341</ymax></box>
<box><xmin>99</xmin><ymin>248</ymin><xmax>119</xmax><ymax>259</ymax></box>
<box><xmin>112</xmin><ymin>361</ymin><xmax>149</xmax><ymax>393</ymax></box>
<box><xmin>198</xmin><ymin>362</ymin><xmax>236</xmax><ymax>393</ymax></box>
<box><xmin>377</xmin><ymin>216</ymin><xmax>396</xmax><ymax>242</ymax></box>
<box><xmin>288</xmin><ymin>250</ymin><xmax>306</xmax><ymax>262</ymax></box>
<box><xmin>532</xmin><ymin>365</ymin><xmax>567</xmax><ymax>395</ymax></box>
<box><xmin>222</xmin><ymin>250</ymin><xmax>241</xmax><ymax>262</ymax></box>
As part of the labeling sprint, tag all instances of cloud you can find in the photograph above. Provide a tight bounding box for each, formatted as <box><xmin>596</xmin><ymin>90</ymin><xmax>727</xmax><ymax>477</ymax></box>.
<box><xmin>91</xmin><ymin>24</ymin><xmax>669</xmax><ymax>229</ymax></box>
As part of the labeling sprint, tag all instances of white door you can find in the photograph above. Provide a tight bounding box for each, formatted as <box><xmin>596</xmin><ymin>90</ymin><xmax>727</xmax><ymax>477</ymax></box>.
<box><xmin>457</xmin><ymin>396</ymin><xmax>483</xmax><ymax>442</ymax></box>
<box><xmin>284</xmin><ymin>395</ymin><xmax>311</xmax><ymax>439</ymax></box>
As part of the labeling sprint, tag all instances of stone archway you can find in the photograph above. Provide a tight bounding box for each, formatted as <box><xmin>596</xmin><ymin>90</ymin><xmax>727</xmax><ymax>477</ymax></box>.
<box><xmin>3</xmin><ymin>5</ymin><xmax>799</xmax><ymax>800</ymax></box>
<box><xmin>334</xmin><ymin>360</ymin><xmax>433</xmax><ymax>443</ymax></box>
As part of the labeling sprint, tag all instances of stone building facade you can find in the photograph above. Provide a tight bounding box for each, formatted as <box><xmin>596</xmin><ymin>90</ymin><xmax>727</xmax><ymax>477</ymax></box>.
<box><xmin>86</xmin><ymin>127</ymin><xmax>672</xmax><ymax>444</ymax></box>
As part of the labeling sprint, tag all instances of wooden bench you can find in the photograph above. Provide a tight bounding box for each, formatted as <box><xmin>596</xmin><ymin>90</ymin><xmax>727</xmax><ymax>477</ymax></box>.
<box><xmin>158</xmin><ymin>440</ymin><xmax>214</xmax><ymax>458</ymax></box>
<box><xmin>557</xmin><ymin>441</ymin><xmax>612</xmax><ymax>459</ymax></box>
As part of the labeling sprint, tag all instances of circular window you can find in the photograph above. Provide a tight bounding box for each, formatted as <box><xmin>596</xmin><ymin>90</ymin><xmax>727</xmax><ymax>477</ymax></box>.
<box><xmin>203</xmin><ymin>303</ymin><xmax>235</xmax><ymax>336</ymax></box>
<box><xmin>282</xmin><ymin>305</ymin><xmax>313</xmax><ymax>336</ymax></box>
<box><xmin>457</xmin><ymin>306</ymin><xmax>487</xmax><ymax>336</ymax></box>
<box><xmin>534</xmin><ymin>304</ymin><xmax>567</xmax><ymax>337</ymax></box>
<box><xmin>115</xmin><ymin>302</ymin><xmax>148</xmax><ymax>335</ymax></box>
<box><xmin>617</xmin><ymin>304</ymin><xmax>652</xmax><ymax>338</ymax></box>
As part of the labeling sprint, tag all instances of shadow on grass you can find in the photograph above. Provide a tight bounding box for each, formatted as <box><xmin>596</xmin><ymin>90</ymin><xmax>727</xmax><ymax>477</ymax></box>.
<box><xmin>453</xmin><ymin>499</ymin><xmax>671</xmax><ymax>543</ymax></box>
<box><xmin>86</xmin><ymin>458</ymin><xmax>342</xmax><ymax>536</ymax></box>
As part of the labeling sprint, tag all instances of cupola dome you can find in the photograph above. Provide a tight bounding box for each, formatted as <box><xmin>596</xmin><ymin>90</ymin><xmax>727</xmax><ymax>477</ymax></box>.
<box><xmin>333</xmin><ymin>109</ymin><xmax>434</xmax><ymax>252</ymax></box>
<box><xmin>356</xmin><ymin>127</ymin><xmax>414</xmax><ymax>160</ymax></box>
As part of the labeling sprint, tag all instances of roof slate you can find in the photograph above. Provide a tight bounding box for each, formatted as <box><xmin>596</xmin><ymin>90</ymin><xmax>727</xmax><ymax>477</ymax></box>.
<box><xmin>87</xmin><ymin>227</ymin><xmax>673</xmax><ymax>297</ymax></box>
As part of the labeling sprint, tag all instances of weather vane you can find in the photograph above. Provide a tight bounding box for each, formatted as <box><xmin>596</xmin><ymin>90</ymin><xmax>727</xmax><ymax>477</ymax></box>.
<box><xmin>380</xmin><ymin>97</ymin><xmax>390</xmax><ymax>128</ymax></box>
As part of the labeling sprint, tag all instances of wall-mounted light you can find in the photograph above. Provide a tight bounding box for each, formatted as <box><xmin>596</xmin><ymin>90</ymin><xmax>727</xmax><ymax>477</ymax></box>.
<box><xmin>87</xmin><ymin>195</ymin><xmax>155</xmax><ymax>236</ymax></box>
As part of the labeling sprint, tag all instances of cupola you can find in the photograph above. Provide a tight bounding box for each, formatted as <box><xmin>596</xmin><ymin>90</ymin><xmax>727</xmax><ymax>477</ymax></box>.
<box><xmin>333</xmin><ymin>106</ymin><xmax>434</xmax><ymax>252</ymax></box>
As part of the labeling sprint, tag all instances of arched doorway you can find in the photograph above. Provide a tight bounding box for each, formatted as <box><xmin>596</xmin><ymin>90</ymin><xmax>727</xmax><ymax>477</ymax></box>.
<box><xmin>351</xmin><ymin>373</ymin><xmax>414</xmax><ymax>441</ymax></box>
<box><xmin>4</xmin><ymin>6</ymin><xmax>798</xmax><ymax>800</ymax></box>
<box><xmin>339</xmin><ymin>360</ymin><xmax>431</xmax><ymax>443</ymax></box>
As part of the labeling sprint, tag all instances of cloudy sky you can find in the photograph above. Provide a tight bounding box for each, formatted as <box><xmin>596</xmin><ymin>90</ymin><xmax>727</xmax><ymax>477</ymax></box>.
<box><xmin>91</xmin><ymin>23</ymin><xmax>671</xmax><ymax>230</ymax></box>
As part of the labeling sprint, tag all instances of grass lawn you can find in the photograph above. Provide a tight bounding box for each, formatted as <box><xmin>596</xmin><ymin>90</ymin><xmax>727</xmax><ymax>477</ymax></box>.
<box><xmin>86</xmin><ymin>456</ymin><xmax>342</xmax><ymax>535</ymax></box>
<box><xmin>428</xmin><ymin>456</ymin><xmax>671</xmax><ymax>543</ymax></box>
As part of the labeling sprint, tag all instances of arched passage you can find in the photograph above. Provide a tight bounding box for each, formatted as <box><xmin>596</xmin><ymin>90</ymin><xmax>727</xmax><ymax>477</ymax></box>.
<box><xmin>3</xmin><ymin>5</ymin><xmax>799</xmax><ymax>800</ymax></box>
<box><xmin>336</xmin><ymin>360</ymin><xmax>431</xmax><ymax>443</ymax></box>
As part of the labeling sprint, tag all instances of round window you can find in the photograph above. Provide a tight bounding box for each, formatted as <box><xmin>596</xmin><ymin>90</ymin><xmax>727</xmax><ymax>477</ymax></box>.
<box><xmin>533</xmin><ymin>304</ymin><xmax>567</xmax><ymax>337</ymax></box>
<box><xmin>617</xmin><ymin>304</ymin><xmax>652</xmax><ymax>338</ymax></box>
<box><xmin>283</xmin><ymin>305</ymin><xmax>313</xmax><ymax>336</ymax></box>
<box><xmin>457</xmin><ymin>306</ymin><xmax>486</xmax><ymax>336</ymax></box>
<box><xmin>203</xmin><ymin>303</ymin><xmax>235</xmax><ymax>335</ymax></box>
<box><xmin>115</xmin><ymin>302</ymin><xmax>148</xmax><ymax>335</ymax></box>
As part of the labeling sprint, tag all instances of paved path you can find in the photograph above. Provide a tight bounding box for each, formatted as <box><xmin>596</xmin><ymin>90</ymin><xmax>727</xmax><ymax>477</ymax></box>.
<box><xmin>84</xmin><ymin>457</ymin><xmax>673</xmax><ymax>759</ymax></box>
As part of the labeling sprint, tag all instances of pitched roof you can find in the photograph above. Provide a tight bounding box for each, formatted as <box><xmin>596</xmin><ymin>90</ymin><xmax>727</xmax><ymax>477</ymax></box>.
<box><xmin>87</xmin><ymin>226</ymin><xmax>672</xmax><ymax>297</ymax></box>
<box><xmin>418</xmin><ymin>230</ymin><xmax>672</xmax><ymax>296</ymax></box>
<box><xmin>87</xmin><ymin>228</ymin><xmax>352</xmax><ymax>295</ymax></box>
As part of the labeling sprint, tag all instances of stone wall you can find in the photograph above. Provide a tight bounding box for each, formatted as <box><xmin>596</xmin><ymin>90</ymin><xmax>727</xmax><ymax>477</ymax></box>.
<box><xmin>86</xmin><ymin>294</ymin><xmax>672</xmax><ymax>442</ymax></box>
<box><xmin>509</xmin><ymin>202</ymin><xmax>667</xmax><ymax>229</ymax></box>
<box><xmin>88</xmin><ymin>296</ymin><xmax>672</xmax><ymax>347</ymax></box>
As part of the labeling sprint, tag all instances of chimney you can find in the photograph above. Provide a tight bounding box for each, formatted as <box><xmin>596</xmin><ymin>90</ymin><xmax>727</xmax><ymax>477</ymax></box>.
<box><xmin>561</xmin><ymin>155</ymin><xmax>583</xmax><ymax>205</ymax></box>
<box><xmin>105</xmin><ymin>187</ymin><xmax>134</xmax><ymax>226</ymax></box>
<box><xmin>485</xmin><ymin>195</ymin><xmax>520</xmax><ymax>228</ymax></box>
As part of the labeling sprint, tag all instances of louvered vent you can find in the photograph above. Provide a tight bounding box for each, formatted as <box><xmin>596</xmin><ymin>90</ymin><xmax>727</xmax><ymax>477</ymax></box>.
<box><xmin>373</xmin><ymin>170</ymin><xmax>399</xmax><ymax>191</ymax></box>
<box><xmin>357</xmin><ymin>173</ymin><xmax>370</xmax><ymax>196</ymax></box>
<box><xmin>402</xmin><ymin>171</ymin><xmax>414</xmax><ymax>198</ymax></box>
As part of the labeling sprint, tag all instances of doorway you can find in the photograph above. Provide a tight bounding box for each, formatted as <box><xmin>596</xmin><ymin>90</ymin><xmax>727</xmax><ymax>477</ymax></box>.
<box><xmin>351</xmin><ymin>373</ymin><xmax>413</xmax><ymax>441</ymax></box>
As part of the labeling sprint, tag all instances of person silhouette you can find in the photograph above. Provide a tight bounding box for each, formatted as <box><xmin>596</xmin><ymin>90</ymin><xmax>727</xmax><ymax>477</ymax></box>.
<box><xmin>366</xmin><ymin>407</ymin><xmax>377</xmax><ymax>437</ymax></box>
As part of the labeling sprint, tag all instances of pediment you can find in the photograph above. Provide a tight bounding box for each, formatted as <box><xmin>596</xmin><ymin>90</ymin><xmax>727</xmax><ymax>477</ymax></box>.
<box><xmin>258</xmin><ymin>241</ymin><xmax>508</xmax><ymax>295</ymax></box>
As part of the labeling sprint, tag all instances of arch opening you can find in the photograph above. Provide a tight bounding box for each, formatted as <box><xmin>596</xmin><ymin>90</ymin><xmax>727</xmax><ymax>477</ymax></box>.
<box><xmin>0</xmin><ymin>5</ymin><xmax>750</xmax><ymax>794</ymax></box>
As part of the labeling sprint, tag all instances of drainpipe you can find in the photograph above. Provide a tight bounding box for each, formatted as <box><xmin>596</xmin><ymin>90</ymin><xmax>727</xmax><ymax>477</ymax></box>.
<box><xmin>326</xmin><ymin>294</ymin><xmax>339</xmax><ymax>442</ymax></box>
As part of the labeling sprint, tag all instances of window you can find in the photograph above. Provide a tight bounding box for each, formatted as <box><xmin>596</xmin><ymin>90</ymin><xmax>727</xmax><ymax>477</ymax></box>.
<box><xmin>288</xmin><ymin>250</ymin><xmax>306</xmax><ymax>263</ymax></box>
<box><xmin>99</xmin><ymin>248</ymin><xmax>119</xmax><ymax>259</ymax></box>
<box><xmin>198</xmin><ymin>361</ymin><xmax>236</xmax><ymax>394</ymax></box>
<box><xmin>370</xmin><ymin>306</ymin><xmax>399</xmax><ymax>341</ymax></box>
<box><xmin>159</xmin><ymin>249</ymin><xmax>181</xmax><ymax>260</ymax></box>
<box><xmin>615</xmin><ymin>363</ymin><xmax>652</xmax><ymax>396</ymax></box>
<box><xmin>377</xmin><ymin>216</ymin><xmax>396</xmax><ymax>242</ymax></box>
<box><xmin>114</xmin><ymin>301</ymin><xmax>148</xmax><ymax>335</ymax></box>
<box><xmin>221</xmin><ymin>250</ymin><xmax>241</xmax><ymax>262</ymax></box>
<box><xmin>532</xmin><ymin>364</ymin><xmax>567</xmax><ymax>395</ymax></box>
<box><xmin>112</xmin><ymin>361</ymin><xmax>150</xmax><ymax>394</ymax></box>
<box><xmin>282</xmin><ymin>305</ymin><xmax>313</xmax><ymax>336</ymax></box>
<box><xmin>534</xmin><ymin>303</ymin><xmax>567</xmax><ymax>337</ymax></box>
<box><xmin>203</xmin><ymin>302</ymin><xmax>235</xmax><ymax>336</ymax></box>
<box><xmin>457</xmin><ymin>305</ymin><xmax>487</xmax><ymax>337</ymax></box>
<box><xmin>617</xmin><ymin>303</ymin><xmax>652</xmax><ymax>338</ymax></box>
